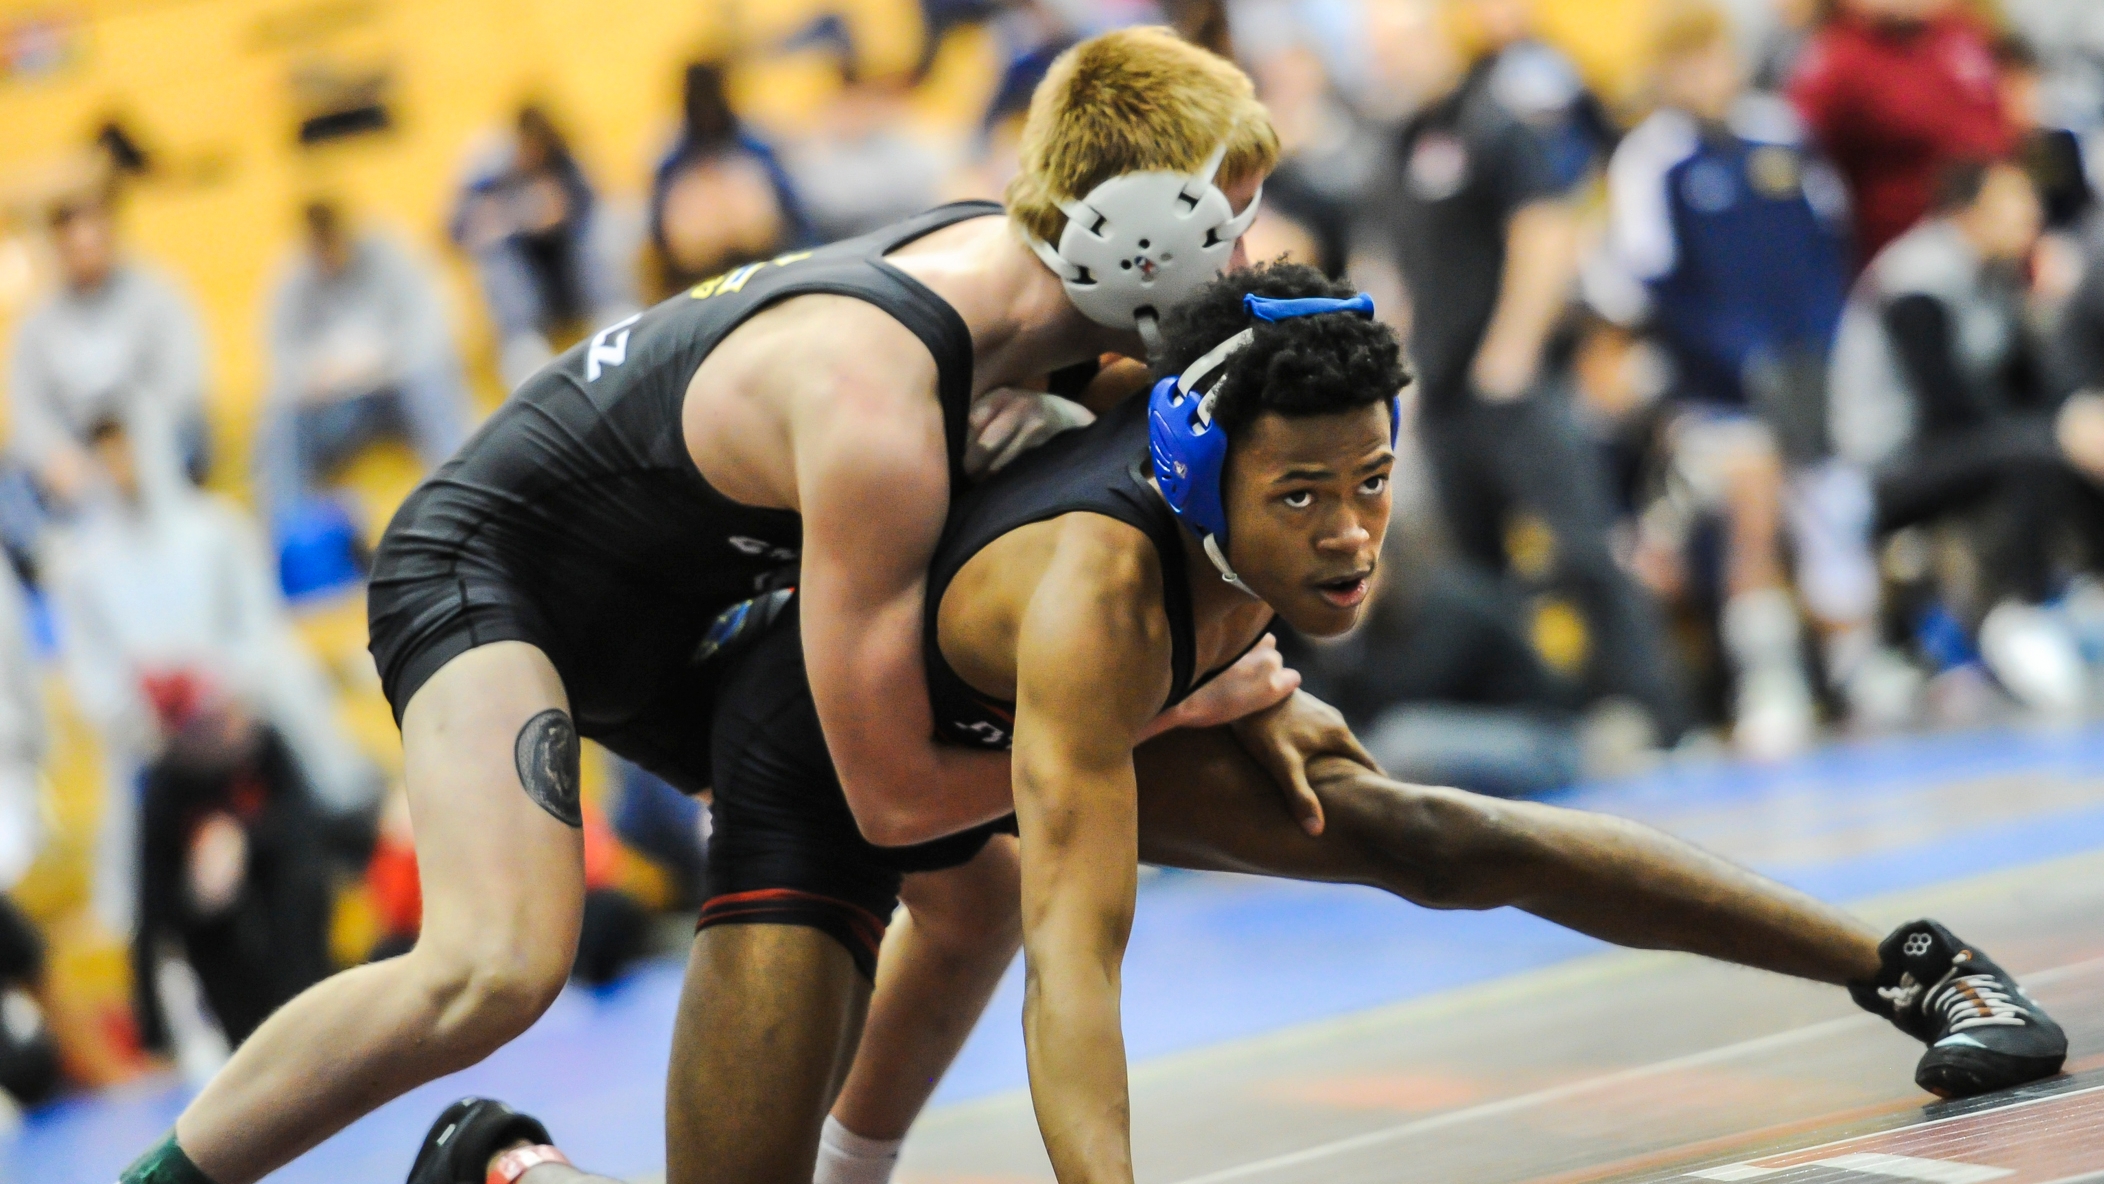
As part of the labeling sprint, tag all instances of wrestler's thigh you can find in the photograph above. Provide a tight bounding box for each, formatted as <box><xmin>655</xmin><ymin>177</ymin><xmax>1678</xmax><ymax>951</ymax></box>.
<box><xmin>399</xmin><ymin>640</ymin><xmax>586</xmax><ymax>966</ymax></box>
<box><xmin>1133</xmin><ymin>726</ymin><xmax>1455</xmax><ymax>888</ymax></box>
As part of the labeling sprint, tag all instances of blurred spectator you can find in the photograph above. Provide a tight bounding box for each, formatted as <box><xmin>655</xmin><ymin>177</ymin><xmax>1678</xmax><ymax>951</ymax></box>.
<box><xmin>980</xmin><ymin>2</ymin><xmax>1077</xmax><ymax>132</ymax></box>
<box><xmin>1829</xmin><ymin>161</ymin><xmax>2104</xmax><ymax>716</ymax></box>
<box><xmin>2</xmin><ymin>568</ymin><xmax>155</xmax><ymax>1098</ymax></box>
<box><xmin>946</xmin><ymin>3</ymin><xmax>1079</xmax><ymax>204</ymax></box>
<box><xmin>1298</xmin><ymin>487</ymin><xmax>1592</xmax><ymax>795</ymax></box>
<box><xmin>1789</xmin><ymin>0</ymin><xmax>2012</xmax><ymax>269</ymax></box>
<box><xmin>0</xmin><ymin>564</ymin><xmax>65</xmax><ymax>1109</ymax></box>
<box><xmin>2050</xmin><ymin>217</ymin><xmax>2104</xmax><ymax>401</ymax></box>
<box><xmin>610</xmin><ymin>759</ymin><xmax>708</xmax><ymax>904</ymax></box>
<box><xmin>783</xmin><ymin>58</ymin><xmax>948</xmax><ymax>243</ymax></box>
<box><xmin>1591</xmin><ymin>0</ymin><xmax>1866</xmax><ymax>753</ymax></box>
<box><xmin>911</xmin><ymin>0</ymin><xmax>1004</xmax><ymax>80</ymax></box>
<box><xmin>0</xmin><ymin>897</ymin><xmax>60</xmax><ymax>1108</ymax></box>
<box><xmin>1752</xmin><ymin>0</ymin><xmax>1824</xmax><ymax>92</ymax></box>
<box><xmin>255</xmin><ymin>200</ymin><xmax>471</xmax><ymax>518</ymax></box>
<box><xmin>1164</xmin><ymin>0</ymin><xmax>1234</xmax><ymax>58</ymax></box>
<box><xmin>649</xmin><ymin>62</ymin><xmax>810</xmax><ymax>296</ymax></box>
<box><xmin>1995</xmin><ymin>35</ymin><xmax>2094</xmax><ymax>231</ymax></box>
<box><xmin>452</xmin><ymin>105</ymin><xmax>630</xmax><ymax>389</ymax></box>
<box><xmin>361</xmin><ymin>784</ymin><xmax>419</xmax><ymax>963</ymax></box>
<box><xmin>0</xmin><ymin>561</ymin><xmax>42</xmax><ymax>893</ymax></box>
<box><xmin>1352</xmin><ymin>0</ymin><xmax>1688</xmax><ymax>744</ymax></box>
<box><xmin>130</xmin><ymin>697</ymin><xmax>332</xmax><ymax>1057</ymax></box>
<box><xmin>6</xmin><ymin>190</ymin><xmax>209</xmax><ymax>504</ymax></box>
<box><xmin>1242</xmin><ymin>41</ymin><xmax>1381</xmax><ymax>277</ymax></box>
<box><xmin>1456</xmin><ymin>0</ymin><xmax>1617</xmax><ymax>190</ymax></box>
<box><xmin>44</xmin><ymin>416</ymin><xmax>378</xmax><ymax>931</ymax></box>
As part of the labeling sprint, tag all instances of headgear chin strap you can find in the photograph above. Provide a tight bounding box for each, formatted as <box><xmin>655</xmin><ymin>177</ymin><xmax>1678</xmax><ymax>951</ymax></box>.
<box><xmin>1028</xmin><ymin>144</ymin><xmax>1264</xmax><ymax>356</ymax></box>
<box><xmin>1149</xmin><ymin>292</ymin><xmax>1396</xmax><ymax>590</ymax></box>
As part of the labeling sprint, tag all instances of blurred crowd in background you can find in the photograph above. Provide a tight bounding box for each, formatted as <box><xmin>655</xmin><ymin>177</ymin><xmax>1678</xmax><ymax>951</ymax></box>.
<box><xmin>1</xmin><ymin>0</ymin><xmax>2102</xmax><ymax>1124</ymax></box>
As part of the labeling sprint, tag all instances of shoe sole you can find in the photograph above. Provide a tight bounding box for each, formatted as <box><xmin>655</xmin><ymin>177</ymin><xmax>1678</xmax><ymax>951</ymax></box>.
<box><xmin>1916</xmin><ymin>1047</ymin><xmax>2067</xmax><ymax>1098</ymax></box>
<box><xmin>406</xmin><ymin>1099</ymin><xmax>479</xmax><ymax>1184</ymax></box>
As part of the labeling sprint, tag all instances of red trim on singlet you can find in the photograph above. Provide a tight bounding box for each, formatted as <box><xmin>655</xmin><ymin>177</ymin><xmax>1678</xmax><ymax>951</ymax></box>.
<box><xmin>697</xmin><ymin>888</ymin><xmax>888</xmax><ymax>957</ymax></box>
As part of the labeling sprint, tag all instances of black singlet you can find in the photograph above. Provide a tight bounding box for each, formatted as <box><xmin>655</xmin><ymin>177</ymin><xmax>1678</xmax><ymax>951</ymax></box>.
<box><xmin>922</xmin><ymin>396</ymin><xmax>1240</xmax><ymax>750</ymax></box>
<box><xmin>368</xmin><ymin>202</ymin><xmax>1000</xmax><ymax>734</ymax></box>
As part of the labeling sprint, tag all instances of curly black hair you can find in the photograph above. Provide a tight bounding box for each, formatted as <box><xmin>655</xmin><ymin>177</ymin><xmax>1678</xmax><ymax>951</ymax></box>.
<box><xmin>1152</xmin><ymin>260</ymin><xmax>1409</xmax><ymax>436</ymax></box>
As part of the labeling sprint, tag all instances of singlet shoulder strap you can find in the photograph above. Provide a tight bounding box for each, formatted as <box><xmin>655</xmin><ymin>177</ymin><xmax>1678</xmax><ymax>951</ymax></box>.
<box><xmin>1123</xmin><ymin>456</ymin><xmax>1198</xmax><ymax>703</ymax></box>
<box><xmin>869</xmin><ymin>200</ymin><xmax>1006</xmax><ymax>254</ymax></box>
<box><xmin>860</xmin><ymin>202</ymin><xmax>1003</xmax><ymax>489</ymax></box>
<box><xmin>701</xmin><ymin>202</ymin><xmax>1002</xmax><ymax>492</ymax></box>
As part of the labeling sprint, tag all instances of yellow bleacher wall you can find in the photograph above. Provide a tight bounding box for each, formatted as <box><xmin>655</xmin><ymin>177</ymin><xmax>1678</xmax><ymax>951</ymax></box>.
<box><xmin>1531</xmin><ymin>0</ymin><xmax>1657</xmax><ymax>108</ymax></box>
<box><xmin>0</xmin><ymin>0</ymin><xmax>946</xmax><ymax>488</ymax></box>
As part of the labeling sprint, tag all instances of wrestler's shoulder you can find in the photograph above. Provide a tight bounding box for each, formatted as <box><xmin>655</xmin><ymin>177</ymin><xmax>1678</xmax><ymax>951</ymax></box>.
<box><xmin>1033</xmin><ymin>513</ymin><xmax>1167</xmax><ymax>624</ymax></box>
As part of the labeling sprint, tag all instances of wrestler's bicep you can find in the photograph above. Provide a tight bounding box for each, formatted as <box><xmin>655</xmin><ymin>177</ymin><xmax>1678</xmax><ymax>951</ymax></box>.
<box><xmin>791</xmin><ymin>350</ymin><xmax>953</xmax><ymax>810</ymax></box>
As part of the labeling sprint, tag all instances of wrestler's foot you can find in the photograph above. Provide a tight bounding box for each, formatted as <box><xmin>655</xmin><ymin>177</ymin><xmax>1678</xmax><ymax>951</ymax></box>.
<box><xmin>1849</xmin><ymin>919</ymin><xmax>2067</xmax><ymax>1098</ymax></box>
<box><xmin>406</xmin><ymin>1097</ymin><xmax>556</xmax><ymax>1184</ymax></box>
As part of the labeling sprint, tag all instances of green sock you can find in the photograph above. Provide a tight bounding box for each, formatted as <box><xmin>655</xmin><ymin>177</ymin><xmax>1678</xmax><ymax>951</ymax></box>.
<box><xmin>120</xmin><ymin>1133</ymin><xmax>220</xmax><ymax>1184</ymax></box>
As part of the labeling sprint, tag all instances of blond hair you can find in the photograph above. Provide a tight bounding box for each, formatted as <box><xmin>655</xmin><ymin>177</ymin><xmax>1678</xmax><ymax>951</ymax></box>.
<box><xmin>1006</xmin><ymin>27</ymin><xmax>1279</xmax><ymax>245</ymax></box>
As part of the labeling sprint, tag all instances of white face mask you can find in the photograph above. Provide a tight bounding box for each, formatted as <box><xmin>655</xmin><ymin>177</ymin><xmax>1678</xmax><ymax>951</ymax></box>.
<box><xmin>1026</xmin><ymin>144</ymin><xmax>1264</xmax><ymax>355</ymax></box>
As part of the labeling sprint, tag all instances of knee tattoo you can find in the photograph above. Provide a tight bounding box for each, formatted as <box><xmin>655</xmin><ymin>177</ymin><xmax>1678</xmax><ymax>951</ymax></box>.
<box><xmin>515</xmin><ymin>709</ymin><xmax>583</xmax><ymax>827</ymax></box>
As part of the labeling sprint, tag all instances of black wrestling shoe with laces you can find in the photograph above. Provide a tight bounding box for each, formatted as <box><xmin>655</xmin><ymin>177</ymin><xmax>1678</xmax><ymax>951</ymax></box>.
<box><xmin>1849</xmin><ymin>919</ymin><xmax>2066</xmax><ymax>1098</ymax></box>
<box><xmin>406</xmin><ymin>1097</ymin><xmax>554</xmax><ymax>1184</ymax></box>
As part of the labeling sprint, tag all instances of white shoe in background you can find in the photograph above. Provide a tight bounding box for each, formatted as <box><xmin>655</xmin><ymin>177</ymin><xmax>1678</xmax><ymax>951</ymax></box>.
<box><xmin>1842</xmin><ymin>646</ymin><xmax>1925</xmax><ymax>734</ymax></box>
<box><xmin>1925</xmin><ymin>663</ymin><xmax>2005</xmax><ymax>730</ymax></box>
<box><xmin>154</xmin><ymin>955</ymin><xmax>230</xmax><ymax>1087</ymax></box>
<box><xmin>1724</xmin><ymin>588</ymin><xmax>1819</xmax><ymax>760</ymax></box>
<box><xmin>1979</xmin><ymin>600</ymin><xmax>2086</xmax><ymax>721</ymax></box>
<box><xmin>1578</xmin><ymin>697</ymin><xmax>1663</xmax><ymax>780</ymax></box>
<box><xmin>1734</xmin><ymin>663</ymin><xmax>1818</xmax><ymax>761</ymax></box>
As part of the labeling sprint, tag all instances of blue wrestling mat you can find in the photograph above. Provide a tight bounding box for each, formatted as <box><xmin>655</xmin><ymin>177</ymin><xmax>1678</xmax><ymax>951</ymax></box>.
<box><xmin>11</xmin><ymin>724</ymin><xmax>2104</xmax><ymax>1183</ymax></box>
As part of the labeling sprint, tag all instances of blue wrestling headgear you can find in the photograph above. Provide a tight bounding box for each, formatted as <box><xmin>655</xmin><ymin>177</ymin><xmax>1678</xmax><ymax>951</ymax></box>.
<box><xmin>1148</xmin><ymin>291</ymin><xmax>1396</xmax><ymax>589</ymax></box>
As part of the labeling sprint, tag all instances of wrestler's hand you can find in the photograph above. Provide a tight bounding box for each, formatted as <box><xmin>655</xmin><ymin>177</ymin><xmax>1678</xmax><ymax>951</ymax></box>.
<box><xmin>1138</xmin><ymin>633</ymin><xmax>1299</xmax><ymax>741</ymax></box>
<box><xmin>1230</xmin><ymin>690</ymin><xmax>1380</xmax><ymax>838</ymax></box>
<box><xmin>964</xmin><ymin>388</ymin><xmax>1095</xmax><ymax>478</ymax></box>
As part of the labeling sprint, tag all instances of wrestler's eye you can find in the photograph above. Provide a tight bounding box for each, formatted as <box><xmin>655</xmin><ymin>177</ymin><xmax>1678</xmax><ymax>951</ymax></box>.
<box><xmin>1360</xmin><ymin>475</ymin><xmax>1388</xmax><ymax>496</ymax></box>
<box><xmin>1281</xmin><ymin>490</ymin><xmax>1314</xmax><ymax>509</ymax></box>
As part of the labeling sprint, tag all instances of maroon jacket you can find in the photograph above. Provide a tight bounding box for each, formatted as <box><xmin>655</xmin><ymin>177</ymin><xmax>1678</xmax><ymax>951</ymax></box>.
<box><xmin>1789</xmin><ymin>9</ymin><xmax>2012</xmax><ymax>269</ymax></box>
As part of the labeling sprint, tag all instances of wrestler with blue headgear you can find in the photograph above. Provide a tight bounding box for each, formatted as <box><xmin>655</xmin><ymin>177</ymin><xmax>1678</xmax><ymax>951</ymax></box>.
<box><xmin>802</xmin><ymin>265</ymin><xmax>2060</xmax><ymax>1182</ymax></box>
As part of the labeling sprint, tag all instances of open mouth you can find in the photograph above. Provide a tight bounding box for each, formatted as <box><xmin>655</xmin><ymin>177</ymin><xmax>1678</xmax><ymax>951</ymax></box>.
<box><xmin>1314</xmin><ymin>573</ymin><xmax>1370</xmax><ymax>609</ymax></box>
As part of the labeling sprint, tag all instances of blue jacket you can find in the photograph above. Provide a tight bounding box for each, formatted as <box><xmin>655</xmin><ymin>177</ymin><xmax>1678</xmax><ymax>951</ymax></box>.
<box><xmin>1594</xmin><ymin>97</ymin><xmax>1851</xmax><ymax>406</ymax></box>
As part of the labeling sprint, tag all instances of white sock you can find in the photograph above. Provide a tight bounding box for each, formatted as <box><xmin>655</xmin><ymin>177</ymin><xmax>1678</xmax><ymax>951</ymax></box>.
<box><xmin>1823</xmin><ymin>623</ymin><xmax>1875</xmax><ymax>687</ymax></box>
<box><xmin>814</xmin><ymin>1115</ymin><xmax>903</xmax><ymax>1184</ymax></box>
<box><xmin>1722</xmin><ymin>587</ymin><xmax>1802</xmax><ymax>675</ymax></box>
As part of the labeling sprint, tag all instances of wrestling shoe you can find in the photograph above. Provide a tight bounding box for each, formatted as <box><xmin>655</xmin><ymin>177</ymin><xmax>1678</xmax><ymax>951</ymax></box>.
<box><xmin>406</xmin><ymin>1097</ymin><xmax>556</xmax><ymax>1184</ymax></box>
<box><xmin>1849</xmin><ymin>919</ymin><xmax>2067</xmax><ymax>1098</ymax></box>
